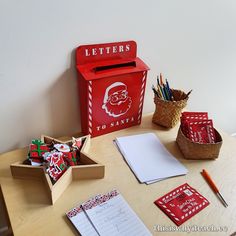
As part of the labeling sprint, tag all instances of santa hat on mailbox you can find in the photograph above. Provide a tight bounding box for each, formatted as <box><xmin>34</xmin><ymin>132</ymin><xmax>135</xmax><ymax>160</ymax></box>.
<box><xmin>103</xmin><ymin>82</ymin><xmax>127</xmax><ymax>104</ymax></box>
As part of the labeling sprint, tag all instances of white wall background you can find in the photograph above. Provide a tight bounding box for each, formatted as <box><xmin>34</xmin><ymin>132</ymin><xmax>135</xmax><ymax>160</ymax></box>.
<box><xmin>1</xmin><ymin>0</ymin><xmax>236</xmax><ymax>153</ymax></box>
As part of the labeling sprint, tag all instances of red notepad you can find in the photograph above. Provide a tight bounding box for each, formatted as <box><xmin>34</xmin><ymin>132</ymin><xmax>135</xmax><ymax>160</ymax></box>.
<box><xmin>154</xmin><ymin>183</ymin><xmax>209</xmax><ymax>226</ymax></box>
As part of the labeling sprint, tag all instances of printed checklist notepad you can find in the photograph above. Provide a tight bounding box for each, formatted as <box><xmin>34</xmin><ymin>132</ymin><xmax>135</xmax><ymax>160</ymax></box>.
<box><xmin>66</xmin><ymin>190</ymin><xmax>151</xmax><ymax>236</ymax></box>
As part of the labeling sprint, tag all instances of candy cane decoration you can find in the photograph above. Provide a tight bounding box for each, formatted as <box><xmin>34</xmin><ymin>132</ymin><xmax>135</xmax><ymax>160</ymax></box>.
<box><xmin>138</xmin><ymin>71</ymin><xmax>147</xmax><ymax>123</ymax></box>
<box><xmin>88</xmin><ymin>80</ymin><xmax>93</xmax><ymax>135</ymax></box>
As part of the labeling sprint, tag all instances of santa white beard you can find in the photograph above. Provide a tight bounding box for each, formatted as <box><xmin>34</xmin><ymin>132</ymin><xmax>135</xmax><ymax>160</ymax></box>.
<box><xmin>102</xmin><ymin>97</ymin><xmax>132</xmax><ymax>117</ymax></box>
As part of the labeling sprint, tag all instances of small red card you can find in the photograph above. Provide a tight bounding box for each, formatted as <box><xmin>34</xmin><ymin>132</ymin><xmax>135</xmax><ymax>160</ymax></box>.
<box><xmin>181</xmin><ymin>112</ymin><xmax>208</xmax><ymax>121</ymax></box>
<box><xmin>181</xmin><ymin>112</ymin><xmax>208</xmax><ymax>138</ymax></box>
<box><xmin>154</xmin><ymin>183</ymin><xmax>209</xmax><ymax>226</ymax></box>
<box><xmin>188</xmin><ymin>120</ymin><xmax>216</xmax><ymax>143</ymax></box>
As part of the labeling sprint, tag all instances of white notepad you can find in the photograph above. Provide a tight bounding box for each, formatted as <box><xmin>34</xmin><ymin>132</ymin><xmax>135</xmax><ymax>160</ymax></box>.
<box><xmin>115</xmin><ymin>133</ymin><xmax>187</xmax><ymax>184</ymax></box>
<box><xmin>67</xmin><ymin>205</ymin><xmax>98</xmax><ymax>236</ymax></box>
<box><xmin>66</xmin><ymin>190</ymin><xmax>151</xmax><ymax>236</ymax></box>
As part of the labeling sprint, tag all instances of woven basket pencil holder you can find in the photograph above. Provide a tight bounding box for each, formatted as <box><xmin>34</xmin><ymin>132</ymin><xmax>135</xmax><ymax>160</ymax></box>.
<box><xmin>152</xmin><ymin>89</ymin><xmax>188</xmax><ymax>128</ymax></box>
<box><xmin>176</xmin><ymin>127</ymin><xmax>223</xmax><ymax>160</ymax></box>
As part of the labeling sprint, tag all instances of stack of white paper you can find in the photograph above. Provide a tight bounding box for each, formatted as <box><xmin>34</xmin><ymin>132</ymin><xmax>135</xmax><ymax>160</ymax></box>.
<box><xmin>115</xmin><ymin>133</ymin><xmax>187</xmax><ymax>184</ymax></box>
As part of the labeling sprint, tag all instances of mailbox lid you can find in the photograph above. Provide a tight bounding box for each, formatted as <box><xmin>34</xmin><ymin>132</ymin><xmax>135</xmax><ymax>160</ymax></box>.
<box><xmin>76</xmin><ymin>57</ymin><xmax>149</xmax><ymax>81</ymax></box>
<box><xmin>76</xmin><ymin>40</ymin><xmax>149</xmax><ymax>81</ymax></box>
<box><xmin>76</xmin><ymin>41</ymin><xmax>137</xmax><ymax>65</ymax></box>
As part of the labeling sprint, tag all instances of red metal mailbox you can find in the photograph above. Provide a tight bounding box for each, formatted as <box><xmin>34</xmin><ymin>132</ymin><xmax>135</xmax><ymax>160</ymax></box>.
<box><xmin>76</xmin><ymin>40</ymin><xmax>149</xmax><ymax>137</ymax></box>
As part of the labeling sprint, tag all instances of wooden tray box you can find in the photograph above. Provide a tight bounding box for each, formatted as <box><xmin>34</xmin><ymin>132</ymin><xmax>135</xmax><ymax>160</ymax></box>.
<box><xmin>10</xmin><ymin>135</ymin><xmax>105</xmax><ymax>204</ymax></box>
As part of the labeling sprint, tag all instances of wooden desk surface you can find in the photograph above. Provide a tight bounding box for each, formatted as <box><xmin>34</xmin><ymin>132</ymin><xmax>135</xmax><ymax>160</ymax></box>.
<box><xmin>1</xmin><ymin>114</ymin><xmax>236</xmax><ymax>236</ymax></box>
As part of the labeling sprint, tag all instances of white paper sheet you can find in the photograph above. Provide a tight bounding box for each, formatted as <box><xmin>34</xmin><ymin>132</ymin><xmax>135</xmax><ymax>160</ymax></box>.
<box><xmin>115</xmin><ymin>133</ymin><xmax>187</xmax><ymax>183</ymax></box>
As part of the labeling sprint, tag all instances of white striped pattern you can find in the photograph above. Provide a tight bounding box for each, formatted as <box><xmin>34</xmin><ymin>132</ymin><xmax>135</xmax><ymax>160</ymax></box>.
<box><xmin>137</xmin><ymin>71</ymin><xmax>147</xmax><ymax>123</ymax></box>
<box><xmin>88</xmin><ymin>81</ymin><xmax>93</xmax><ymax>135</ymax></box>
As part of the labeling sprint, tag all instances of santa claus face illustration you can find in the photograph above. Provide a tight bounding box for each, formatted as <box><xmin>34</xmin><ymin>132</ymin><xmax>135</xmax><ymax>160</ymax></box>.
<box><xmin>102</xmin><ymin>82</ymin><xmax>132</xmax><ymax>117</ymax></box>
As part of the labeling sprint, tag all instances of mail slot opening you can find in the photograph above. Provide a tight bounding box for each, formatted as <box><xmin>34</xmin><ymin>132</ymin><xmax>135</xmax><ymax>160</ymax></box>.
<box><xmin>94</xmin><ymin>61</ymin><xmax>136</xmax><ymax>73</ymax></box>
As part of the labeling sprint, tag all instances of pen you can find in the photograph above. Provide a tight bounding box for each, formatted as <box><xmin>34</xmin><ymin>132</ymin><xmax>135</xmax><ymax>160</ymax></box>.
<box><xmin>155</xmin><ymin>74</ymin><xmax>175</xmax><ymax>101</ymax></box>
<box><xmin>201</xmin><ymin>169</ymin><xmax>228</xmax><ymax>207</ymax></box>
<box><xmin>157</xmin><ymin>86</ymin><xmax>164</xmax><ymax>99</ymax></box>
<box><xmin>163</xmin><ymin>84</ymin><xmax>170</xmax><ymax>100</ymax></box>
<box><xmin>152</xmin><ymin>85</ymin><xmax>159</xmax><ymax>97</ymax></box>
<box><xmin>160</xmin><ymin>73</ymin><xmax>164</xmax><ymax>86</ymax></box>
<box><xmin>185</xmin><ymin>89</ymin><xmax>192</xmax><ymax>99</ymax></box>
<box><xmin>160</xmin><ymin>85</ymin><xmax>166</xmax><ymax>100</ymax></box>
<box><xmin>157</xmin><ymin>76</ymin><xmax>160</xmax><ymax>86</ymax></box>
<box><xmin>165</xmin><ymin>79</ymin><xmax>173</xmax><ymax>101</ymax></box>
